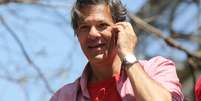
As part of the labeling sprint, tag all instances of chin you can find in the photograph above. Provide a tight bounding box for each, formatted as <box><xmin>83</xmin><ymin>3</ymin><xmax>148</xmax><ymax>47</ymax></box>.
<box><xmin>95</xmin><ymin>53</ymin><xmax>105</xmax><ymax>59</ymax></box>
<box><xmin>89</xmin><ymin>54</ymin><xmax>106</xmax><ymax>64</ymax></box>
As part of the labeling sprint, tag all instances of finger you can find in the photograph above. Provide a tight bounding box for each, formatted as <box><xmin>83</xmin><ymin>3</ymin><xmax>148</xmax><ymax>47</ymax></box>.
<box><xmin>107</xmin><ymin>25</ymin><xmax>121</xmax><ymax>55</ymax></box>
<box><xmin>116</xmin><ymin>22</ymin><xmax>137</xmax><ymax>40</ymax></box>
<box><xmin>115</xmin><ymin>22</ymin><xmax>127</xmax><ymax>29</ymax></box>
<box><xmin>113</xmin><ymin>24</ymin><xmax>124</xmax><ymax>33</ymax></box>
<box><xmin>111</xmin><ymin>25</ymin><xmax>121</xmax><ymax>46</ymax></box>
<box><xmin>109</xmin><ymin>26</ymin><xmax>118</xmax><ymax>54</ymax></box>
<box><xmin>115</xmin><ymin>22</ymin><xmax>132</xmax><ymax>28</ymax></box>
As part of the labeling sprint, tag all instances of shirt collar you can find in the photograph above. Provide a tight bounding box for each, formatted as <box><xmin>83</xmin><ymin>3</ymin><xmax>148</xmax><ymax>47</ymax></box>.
<box><xmin>79</xmin><ymin>62</ymin><xmax>128</xmax><ymax>98</ymax></box>
<box><xmin>79</xmin><ymin>63</ymin><xmax>91</xmax><ymax>98</ymax></box>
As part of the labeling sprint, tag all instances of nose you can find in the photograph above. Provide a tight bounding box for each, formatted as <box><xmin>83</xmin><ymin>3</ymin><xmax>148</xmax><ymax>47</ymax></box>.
<box><xmin>88</xmin><ymin>26</ymin><xmax>101</xmax><ymax>39</ymax></box>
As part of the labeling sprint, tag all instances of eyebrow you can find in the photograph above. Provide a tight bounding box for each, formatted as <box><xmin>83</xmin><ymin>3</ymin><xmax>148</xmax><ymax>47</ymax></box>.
<box><xmin>79</xmin><ymin>18</ymin><xmax>113</xmax><ymax>26</ymax></box>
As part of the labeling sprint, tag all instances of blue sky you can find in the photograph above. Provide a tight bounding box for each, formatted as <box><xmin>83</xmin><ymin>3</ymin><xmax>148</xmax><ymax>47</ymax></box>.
<box><xmin>0</xmin><ymin>1</ymin><xmax>146</xmax><ymax>101</ymax></box>
<box><xmin>0</xmin><ymin>0</ymin><xmax>199</xmax><ymax>101</ymax></box>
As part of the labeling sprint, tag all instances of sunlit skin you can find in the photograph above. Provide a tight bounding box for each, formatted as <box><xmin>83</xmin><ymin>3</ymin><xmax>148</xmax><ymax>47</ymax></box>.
<box><xmin>76</xmin><ymin>5</ymin><xmax>115</xmax><ymax>65</ymax></box>
<box><xmin>76</xmin><ymin>4</ymin><xmax>172</xmax><ymax>101</ymax></box>
<box><xmin>76</xmin><ymin>4</ymin><xmax>120</xmax><ymax>82</ymax></box>
<box><xmin>76</xmin><ymin>4</ymin><xmax>136</xmax><ymax>82</ymax></box>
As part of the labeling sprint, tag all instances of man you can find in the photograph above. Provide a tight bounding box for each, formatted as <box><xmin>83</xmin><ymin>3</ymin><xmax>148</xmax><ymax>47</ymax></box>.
<box><xmin>50</xmin><ymin>0</ymin><xmax>183</xmax><ymax>101</ymax></box>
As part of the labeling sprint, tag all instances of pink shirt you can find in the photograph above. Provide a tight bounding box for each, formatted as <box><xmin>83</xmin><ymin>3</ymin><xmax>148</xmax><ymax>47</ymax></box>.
<box><xmin>50</xmin><ymin>56</ymin><xmax>184</xmax><ymax>101</ymax></box>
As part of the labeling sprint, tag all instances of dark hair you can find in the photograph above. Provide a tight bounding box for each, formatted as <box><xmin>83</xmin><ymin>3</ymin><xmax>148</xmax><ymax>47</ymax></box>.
<box><xmin>71</xmin><ymin>0</ymin><xmax>127</xmax><ymax>31</ymax></box>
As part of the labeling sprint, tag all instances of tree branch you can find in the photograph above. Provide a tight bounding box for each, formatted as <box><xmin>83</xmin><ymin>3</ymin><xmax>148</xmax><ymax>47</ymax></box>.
<box><xmin>168</xmin><ymin>0</ymin><xmax>182</xmax><ymax>36</ymax></box>
<box><xmin>128</xmin><ymin>13</ymin><xmax>201</xmax><ymax>60</ymax></box>
<box><xmin>0</xmin><ymin>15</ymin><xmax>54</xmax><ymax>93</ymax></box>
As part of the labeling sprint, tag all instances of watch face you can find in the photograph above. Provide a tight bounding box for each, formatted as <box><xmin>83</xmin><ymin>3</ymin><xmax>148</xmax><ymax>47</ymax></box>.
<box><xmin>124</xmin><ymin>54</ymin><xmax>137</xmax><ymax>64</ymax></box>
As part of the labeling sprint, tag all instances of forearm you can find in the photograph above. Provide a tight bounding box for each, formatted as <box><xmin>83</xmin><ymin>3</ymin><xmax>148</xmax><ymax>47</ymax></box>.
<box><xmin>125</xmin><ymin>62</ymin><xmax>172</xmax><ymax>101</ymax></box>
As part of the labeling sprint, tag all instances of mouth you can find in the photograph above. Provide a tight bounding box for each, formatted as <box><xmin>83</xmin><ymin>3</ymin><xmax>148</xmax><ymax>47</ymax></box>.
<box><xmin>88</xmin><ymin>43</ymin><xmax>106</xmax><ymax>49</ymax></box>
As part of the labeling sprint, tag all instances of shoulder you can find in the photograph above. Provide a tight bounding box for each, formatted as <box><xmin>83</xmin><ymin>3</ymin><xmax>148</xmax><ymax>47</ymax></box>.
<box><xmin>139</xmin><ymin>56</ymin><xmax>184</xmax><ymax>101</ymax></box>
<box><xmin>49</xmin><ymin>78</ymin><xmax>80</xmax><ymax>101</ymax></box>
<box><xmin>139</xmin><ymin>56</ymin><xmax>174</xmax><ymax>67</ymax></box>
<box><xmin>139</xmin><ymin>56</ymin><xmax>175</xmax><ymax>74</ymax></box>
<box><xmin>138</xmin><ymin>56</ymin><xmax>178</xmax><ymax>81</ymax></box>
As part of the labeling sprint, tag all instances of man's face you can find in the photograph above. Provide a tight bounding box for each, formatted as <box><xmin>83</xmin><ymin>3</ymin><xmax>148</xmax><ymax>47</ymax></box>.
<box><xmin>76</xmin><ymin>4</ymin><xmax>116</xmax><ymax>64</ymax></box>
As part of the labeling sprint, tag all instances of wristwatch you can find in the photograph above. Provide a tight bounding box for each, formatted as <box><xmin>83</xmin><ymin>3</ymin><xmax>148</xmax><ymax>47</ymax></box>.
<box><xmin>123</xmin><ymin>54</ymin><xmax>138</xmax><ymax>66</ymax></box>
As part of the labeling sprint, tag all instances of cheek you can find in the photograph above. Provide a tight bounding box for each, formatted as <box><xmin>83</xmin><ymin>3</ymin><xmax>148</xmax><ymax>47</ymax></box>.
<box><xmin>77</xmin><ymin>36</ymin><xmax>86</xmax><ymax>48</ymax></box>
<box><xmin>101</xmin><ymin>29</ymin><xmax>112</xmax><ymax>40</ymax></box>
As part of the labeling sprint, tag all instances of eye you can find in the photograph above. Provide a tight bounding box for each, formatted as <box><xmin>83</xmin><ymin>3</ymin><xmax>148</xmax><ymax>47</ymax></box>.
<box><xmin>97</xmin><ymin>23</ymin><xmax>109</xmax><ymax>31</ymax></box>
<box><xmin>100</xmin><ymin>23</ymin><xmax>109</xmax><ymax>28</ymax></box>
<box><xmin>78</xmin><ymin>24</ymin><xmax>90</xmax><ymax>32</ymax></box>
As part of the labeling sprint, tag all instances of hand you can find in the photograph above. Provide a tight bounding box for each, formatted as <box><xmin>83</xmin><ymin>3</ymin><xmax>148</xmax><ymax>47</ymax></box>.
<box><xmin>112</xmin><ymin>22</ymin><xmax>137</xmax><ymax>60</ymax></box>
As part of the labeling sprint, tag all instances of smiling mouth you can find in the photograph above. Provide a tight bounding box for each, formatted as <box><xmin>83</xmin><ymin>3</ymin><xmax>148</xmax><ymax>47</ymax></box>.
<box><xmin>88</xmin><ymin>43</ymin><xmax>106</xmax><ymax>49</ymax></box>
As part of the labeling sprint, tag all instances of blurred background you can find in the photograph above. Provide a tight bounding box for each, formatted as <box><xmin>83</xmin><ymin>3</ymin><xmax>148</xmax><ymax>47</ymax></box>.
<box><xmin>0</xmin><ymin>0</ymin><xmax>200</xmax><ymax>101</ymax></box>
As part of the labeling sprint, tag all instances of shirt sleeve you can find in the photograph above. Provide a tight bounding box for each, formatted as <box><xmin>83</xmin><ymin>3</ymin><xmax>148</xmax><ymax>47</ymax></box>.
<box><xmin>49</xmin><ymin>90</ymin><xmax>60</xmax><ymax>101</ymax></box>
<box><xmin>49</xmin><ymin>82</ymin><xmax>78</xmax><ymax>101</ymax></box>
<box><xmin>143</xmin><ymin>56</ymin><xmax>184</xmax><ymax>101</ymax></box>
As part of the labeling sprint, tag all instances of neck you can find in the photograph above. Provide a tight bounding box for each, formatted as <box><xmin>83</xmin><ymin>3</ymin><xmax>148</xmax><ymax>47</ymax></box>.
<box><xmin>89</xmin><ymin>55</ymin><xmax>122</xmax><ymax>83</ymax></box>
